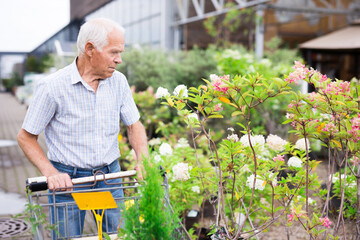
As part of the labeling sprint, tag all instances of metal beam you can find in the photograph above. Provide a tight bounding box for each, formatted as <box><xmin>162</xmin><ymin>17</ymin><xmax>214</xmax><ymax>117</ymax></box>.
<box><xmin>173</xmin><ymin>0</ymin><xmax>270</xmax><ymax>26</ymax></box>
<box><xmin>267</xmin><ymin>4</ymin><xmax>360</xmax><ymax>15</ymax></box>
<box><xmin>191</xmin><ymin>0</ymin><xmax>204</xmax><ymax>17</ymax></box>
<box><xmin>255</xmin><ymin>5</ymin><xmax>264</xmax><ymax>59</ymax></box>
<box><xmin>234</xmin><ymin>0</ymin><xmax>247</xmax><ymax>6</ymax></box>
<box><xmin>211</xmin><ymin>0</ymin><xmax>223</xmax><ymax>10</ymax></box>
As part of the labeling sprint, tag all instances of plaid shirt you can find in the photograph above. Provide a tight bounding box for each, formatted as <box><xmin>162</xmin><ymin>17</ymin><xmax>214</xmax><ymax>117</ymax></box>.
<box><xmin>22</xmin><ymin>59</ymin><xmax>140</xmax><ymax>168</ymax></box>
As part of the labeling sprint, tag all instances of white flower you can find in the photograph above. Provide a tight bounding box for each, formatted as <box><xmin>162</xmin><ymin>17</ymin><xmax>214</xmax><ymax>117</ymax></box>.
<box><xmin>295</xmin><ymin>138</ymin><xmax>310</xmax><ymax>151</ymax></box>
<box><xmin>266</xmin><ymin>134</ymin><xmax>287</xmax><ymax>152</ymax></box>
<box><xmin>222</xmin><ymin>49</ymin><xmax>241</xmax><ymax>60</ymax></box>
<box><xmin>240</xmin><ymin>134</ymin><xmax>265</xmax><ymax>148</ymax></box>
<box><xmin>329</xmin><ymin>174</ymin><xmax>339</xmax><ymax>183</ymax></box>
<box><xmin>173</xmin><ymin>84</ymin><xmax>188</xmax><ymax>97</ymax></box>
<box><xmin>159</xmin><ymin>142</ymin><xmax>173</xmax><ymax>156</ymax></box>
<box><xmin>286</xmin><ymin>113</ymin><xmax>294</xmax><ymax>119</ymax></box>
<box><xmin>240</xmin><ymin>164</ymin><xmax>251</xmax><ymax>173</ymax></box>
<box><xmin>187</xmin><ymin>113</ymin><xmax>198</xmax><ymax>121</ymax></box>
<box><xmin>172</xmin><ymin>162</ymin><xmax>191</xmax><ymax>181</ymax></box>
<box><xmin>268</xmin><ymin>172</ymin><xmax>277</xmax><ymax>186</ymax></box>
<box><xmin>153</xmin><ymin>154</ymin><xmax>162</xmax><ymax>163</ymax></box>
<box><xmin>227</xmin><ymin>133</ymin><xmax>239</xmax><ymax>142</ymax></box>
<box><xmin>248</xmin><ymin>65</ymin><xmax>256</xmax><ymax>73</ymax></box>
<box><xmin>175</xmin><ymin>138</ymin><xmax>190</xmax><ymax>148</ymax></box>
<box><xmin>308</xmin><ymin>197</ymin><xmax>316</xmax><ymax>206</ymax></box>
<box><xmin>210</xmin><ymin>74</ymin><xmax>219</xmax><ymax>81</ymax></box>
<box><xmin>148</xmin><ymin>137</ymin><xmax>161</xmax><ymax>146</ymax></box>
<box><xmin>253</xmin><ymin>135</ymin><xmax>265</xmax><ymax>146</ymax></box>
<box><xmin>246</xmin><ymin>174</ymin><xmax>265</xmax><ymax>191</ymax></box>
<box><xmin>191</xmin><ymin>186</ymin><xmax>200</xmax><ymax>193</ymax></box>
<box><xmin>234</xmin><ymin>212</ymin><xmax>246</xmax><ymax>226</ymax></box>
<box><xmin>260</xmin><ymin>198</ymin><xmax>267</xmax><ymax>205</ymax></box>
<box><xmin>260</xmin><ymin>58</ymin><xmax>272</xmax><ymax>67</ymax></box>
<box><xmin>319</xmin><ymin>113</ymin><xmax>331</xmax><ymax>121</ymax></box>
<box><xmin>227</xmin><ymin>127</ymin><xmax>235</xmax><ymax>132</ymax></box>
<box><xmin>155</xmin><ymin>87</ymin><xmax>169</xmax><ymax>99</ymax></box>
<box><xmin>288</xmin><ymin>156</ymin><xmax>303</xmax><ymax>168</ymax></box>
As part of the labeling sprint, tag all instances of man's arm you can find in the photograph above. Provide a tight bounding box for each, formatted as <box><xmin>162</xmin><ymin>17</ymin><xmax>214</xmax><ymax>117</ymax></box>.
<box><xmin>126</xmin><ymin>121</ymin><xmax>148</xmax><ymax>180</ymax></box>
<box><xmin>17</xmin><ymin>128</ymin><xmax>73</xmax><ymax>191</ymax></box>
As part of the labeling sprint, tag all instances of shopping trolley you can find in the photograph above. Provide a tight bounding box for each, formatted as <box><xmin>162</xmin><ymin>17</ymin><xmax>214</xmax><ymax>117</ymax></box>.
<box><xmin>26</xmin><ymin>170</ymin><xmax>140</xmax><ymax>240</ymax></box>
<box><xmin>26</xmin><ymin>168</ymin><xmax>189</xmax><ymax>240</ymax></box>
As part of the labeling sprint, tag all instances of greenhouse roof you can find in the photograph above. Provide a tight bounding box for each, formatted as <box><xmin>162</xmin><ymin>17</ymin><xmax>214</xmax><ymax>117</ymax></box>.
<box><xmin>300</xmin><ymin>23</ymin><xmax>360</xmax><ymax>50</ymax></box>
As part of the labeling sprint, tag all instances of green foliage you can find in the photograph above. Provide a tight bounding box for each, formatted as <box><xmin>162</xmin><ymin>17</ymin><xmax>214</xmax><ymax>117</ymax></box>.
<box><xmin>331</xmin><ymin>171</ymin><xmax>358</xmax><ymax>219</ymax></box>
<box><xmin>122</xmin><ymin>157</ymin><xmax>179</xmax><ymax>240</ymax></box>
<box><xmin>2</xmin><ymin>70</ymin><xmax>24</xmax><ymax>91</ymax></box>
<box><xmin>16</xmin><ymin>191</ymin><xmax>58</xmax><ymax>237</ymax></box>
<box><xmin>213</xmin><ymin>44</ymin><xmax>301</xmax><ymax>136</ymax></box>
<box><xmin>25</xmin><ymin>55</ymin><xmax>41</xmax><ymax>73</ymax></box>
<box><xmin>25</xmin><ymin>54</ymin><xmax>70</xmax><ymax>74</ymax></box>
<box><xmin>203</xmin><ymin>3</ymin><xmax>254</xmax><ymax>48</ymax></box>
<box><xmin>117</xmin><ymin>47</ymin><xmax>217</xmax><ymax>91</ymax></box>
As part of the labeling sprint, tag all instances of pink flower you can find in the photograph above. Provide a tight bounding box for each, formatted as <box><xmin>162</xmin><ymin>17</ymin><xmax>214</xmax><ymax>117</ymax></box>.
<box><xmin>214</xmin><ymin>103</ymin><xmax>223</xmax><ymax>112</ymax></box>
<box><xmin>210</xmin><ymin>74</ymin><xmax>229</xmax><ymax>94</ymax></box>
<box><xmin>323</xmin><ymin>122</ymin><xmax>337</xmax><ymax>134</ymax></box>
<box><xmin>350</xmin><ymin>156</ymin><xmax>360</xmax><ymax>166</ymax></box>
<box><xmin>339</xmin><ymin>81</ymin><xmax>350</xmax><ymax>93</ymax></box>
<box><xmin>288</xmin><ymin>103</ymin><xmax>295</xmax><ymax>109</ymax></box>
<box><xmin>273</xmin><ymin>154</ymin><xmax>285</xmax><ymax>162</ymax></box>
<box><xmin>323</xmin><ymin>81</ymin><xmax>350</xmax><ymax>96</ymax></box>
<box><xmin>288</xmin><ymin>214</ymin><xmax>294</xmax><ymax>222</ymax></box>
<box><xmin>319</xmin><ymin>217</ymin><xmax>332</xmax><ymax>228</ymax></box>
<box><xmin>307</xmin><ymin>92</ymin><xmax>318</xmax><ymax>102</ymax></box>
<box><xmin>319</xmin><ymin>74</ymin><xmax>328</xmax><ymax>82</ymax></box>
<box><xmin>294</xmin><ymin>61</ymin><xmax>305</xmax><ymax>69</ymax></box>
<box><xmin>324</xmin><ymin>82</ymin><xmax>340</xmax><ymax>95</ymax></box>
<box><xmin>285</xmin><ymin>61</ymin><xmax>309</xmax><ymax>85</ymax></box>
<box><xmin>348</xmin><ymin>115</ymin><xmax>360</xmax><ymax>142</ymax></box>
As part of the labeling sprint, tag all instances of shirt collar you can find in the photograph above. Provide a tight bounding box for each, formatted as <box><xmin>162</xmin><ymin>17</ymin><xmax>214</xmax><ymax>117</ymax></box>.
<box><xmin>70</xmin><ymin>57</ymin><xmax>110</xmax><ymax>87</ymax></box>
<box><xmin>70</xmin><ymin>57</ymin><xmax>82</xmax><ymax>85</ymax></box>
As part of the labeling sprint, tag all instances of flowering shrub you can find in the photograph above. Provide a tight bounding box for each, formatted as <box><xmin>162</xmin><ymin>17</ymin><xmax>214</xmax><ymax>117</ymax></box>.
<box><xmin>214</xmin><ymin>47</ymin><xmax>298</xmax><ymax>136</ymax></box>
<box><xmin>154</xmin><ymin>60</ymin><xmax>360</xmax><ymax>239</ymax></box>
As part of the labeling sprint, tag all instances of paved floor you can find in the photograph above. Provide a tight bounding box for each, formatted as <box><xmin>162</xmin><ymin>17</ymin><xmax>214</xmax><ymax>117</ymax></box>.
<box><xmin>0</xmin><ymin>92</ymin><xmax>47</xmax><ymax>239</ymax></box>
<box><xmin>0</xmin><ymin>92</ymin><xmax>46</xmax><ymax>196</ymax></box>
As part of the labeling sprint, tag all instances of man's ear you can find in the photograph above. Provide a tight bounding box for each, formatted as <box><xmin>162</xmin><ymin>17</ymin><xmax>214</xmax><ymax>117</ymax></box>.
<box><xmin>85</xmin><ymin>42</ymin><xmax>95</xmax><ymax>57</ymax></box>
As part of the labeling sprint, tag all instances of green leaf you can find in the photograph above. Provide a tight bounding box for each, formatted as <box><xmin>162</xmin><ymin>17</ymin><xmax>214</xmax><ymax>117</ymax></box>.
<box><xmin>103</xmin><ymin>233</ymin><xmax>111</xmax><ymax>240</ymax></box>
<box><xmin>208</xmin><ymin>114</ymin><xmax>224</xmax><ymax>119</ymax></box>
<box><xmin>231</xmin><ymin>111</ymin><xmax>242</xmax><ymax>117</ymax></box>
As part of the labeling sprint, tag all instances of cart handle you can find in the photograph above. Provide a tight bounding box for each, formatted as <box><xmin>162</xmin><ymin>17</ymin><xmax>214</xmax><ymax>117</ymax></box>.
<box><xmin>26</xmin><ymin>170</ymin><xmax>137</xmax><ymax>192</ymax></box>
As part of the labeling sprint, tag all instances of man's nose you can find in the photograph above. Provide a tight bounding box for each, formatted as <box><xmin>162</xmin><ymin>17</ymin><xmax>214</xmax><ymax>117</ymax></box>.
<box><xmin>114</xmin><ymin>54</ymin><xmax>122</xmax><ymax>64</ymax></box>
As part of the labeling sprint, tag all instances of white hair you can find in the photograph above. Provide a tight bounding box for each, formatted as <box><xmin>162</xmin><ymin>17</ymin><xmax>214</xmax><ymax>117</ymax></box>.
<box><xmin>77</xmin><ymin>18</ymin><xmax>125</xmax><ymax>55</ymax></box>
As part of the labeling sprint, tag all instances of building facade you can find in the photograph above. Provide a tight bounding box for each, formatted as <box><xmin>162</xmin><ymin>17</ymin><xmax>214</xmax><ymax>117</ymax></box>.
<box><xmin>27</xmin><ymin>0</ymin><xmax>360</xmax><ymax>81</ymax></box>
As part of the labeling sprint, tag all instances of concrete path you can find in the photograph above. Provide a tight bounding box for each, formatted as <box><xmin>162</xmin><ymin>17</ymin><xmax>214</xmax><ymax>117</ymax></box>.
<box><xmin>0</xmin><ymin>92</ymin><xmax>46</xmax><ymax>196</ymax></box>
<box><xmin>0</xmin><ymin>92</ymin><xmax>47</xmax><ymax>239</ymax></box>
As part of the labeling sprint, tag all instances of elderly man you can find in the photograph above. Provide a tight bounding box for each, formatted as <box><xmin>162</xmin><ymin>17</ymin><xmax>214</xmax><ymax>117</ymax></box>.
<box><xmin>17</xmin><ymin>18</ymin><xmax>148</xmax><ymax>239</ymax></box>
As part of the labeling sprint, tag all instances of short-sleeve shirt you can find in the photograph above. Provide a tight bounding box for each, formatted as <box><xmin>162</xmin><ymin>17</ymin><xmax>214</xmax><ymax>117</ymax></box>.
<box><xmin>22</xmin><ymin>59</ymin><xmax>140</xmax><ymax>168</ymax></box>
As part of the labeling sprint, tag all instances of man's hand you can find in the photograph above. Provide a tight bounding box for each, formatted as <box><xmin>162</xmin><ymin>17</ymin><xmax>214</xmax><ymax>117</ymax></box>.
<box><xmin>47</xmin><ymin>172</ymin><xmax>73</xmax><ymax>191</ymax></box>
<box><xmin>134</xmin><ymin>164</ymin><xmax>144</xmax><ymax>181</ymax></box>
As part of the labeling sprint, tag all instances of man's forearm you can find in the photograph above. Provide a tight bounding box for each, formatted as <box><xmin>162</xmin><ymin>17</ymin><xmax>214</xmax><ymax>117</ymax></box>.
<box><xmin>17</xmin><ymin>128</ymin><xmax>58</xmax><ymax>177</ymax></box>
<box><xmin>17</xmin><ymin>128</ymin><xmax>73</xmax><ymax>190</ymax></box>
<box><xmin>127</xmin><ymin>121</ymin><xmax>148</xmax><ymax>163</ymax></box>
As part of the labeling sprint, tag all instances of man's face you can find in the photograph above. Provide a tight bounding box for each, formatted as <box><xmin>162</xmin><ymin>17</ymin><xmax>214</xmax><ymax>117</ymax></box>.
<box><xmin>91</xmin><ymin>28</ymin><xmax>125</xmax><ymax>79</ymax></box>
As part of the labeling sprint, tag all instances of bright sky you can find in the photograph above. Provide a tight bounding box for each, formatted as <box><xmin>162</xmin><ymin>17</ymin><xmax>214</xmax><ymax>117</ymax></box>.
<box><xmin>0</xmin><ymin>0</ymin><xmax>70</xmax><ymax>53</ymax></box>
